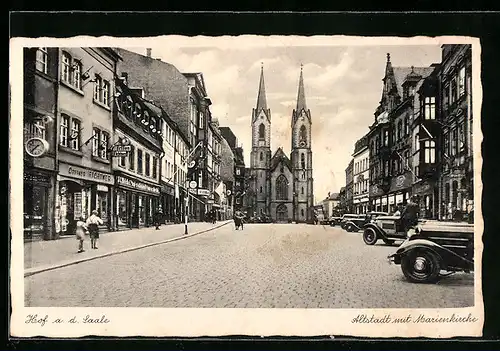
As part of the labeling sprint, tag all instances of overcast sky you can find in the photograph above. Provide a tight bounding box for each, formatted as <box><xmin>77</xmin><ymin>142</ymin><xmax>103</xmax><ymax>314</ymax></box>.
<box><xmin>126</xmin><ymin>38</ymin><xmax>441</xmax><ymax>201</ymax></box>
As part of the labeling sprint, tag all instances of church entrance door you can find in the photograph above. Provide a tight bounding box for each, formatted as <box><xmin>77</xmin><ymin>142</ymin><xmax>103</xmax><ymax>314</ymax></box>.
<box><xmin>276</xmin><ymin>204</ymin><xmax>288</xmax><ymax>223</ymax></box>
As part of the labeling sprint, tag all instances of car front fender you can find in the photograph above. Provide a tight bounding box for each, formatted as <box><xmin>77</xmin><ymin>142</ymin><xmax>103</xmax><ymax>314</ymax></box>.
<box><xmin>363</xmin><ymin>223</ymin><xmax>387</xmax><ymax>239</ymax></box>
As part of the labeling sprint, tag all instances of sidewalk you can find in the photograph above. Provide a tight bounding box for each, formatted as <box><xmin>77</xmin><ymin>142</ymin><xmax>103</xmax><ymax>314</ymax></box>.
<box><xmin>24</xmin><ymin>220</ymin><xmax>231</xmax><ymax>276</ymax></box>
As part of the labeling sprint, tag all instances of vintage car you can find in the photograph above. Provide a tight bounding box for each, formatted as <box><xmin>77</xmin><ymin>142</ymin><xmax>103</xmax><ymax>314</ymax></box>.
<box><xmin>329</xmin><ymin>216</ymin><xmax>343</xmax><ymax>226</ymax></box>
<box><xmin>362</xmin><ymin>214</ymin><xmax>407</xmax><ymax>244</ymax></box>
<box><xmin>388</xmin><ymin>221</ymin><xmax>474</xmax><ymax>283</ymax></box>
<box><xmin>342</xmin><ymin>212</ymin><xmax>389</xmax><ymax>232</ymax></box>
<box><xmin>340</xmin><ymin>214</ymin><xmax>364</xmax><ymax>231</ymax></box>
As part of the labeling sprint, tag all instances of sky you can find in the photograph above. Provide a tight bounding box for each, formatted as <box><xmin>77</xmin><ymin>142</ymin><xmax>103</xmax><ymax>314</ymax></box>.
<box><xmin>126</xmin><ymin>38</ymin><xmax>442</xmax><ymax>202</ymax></box>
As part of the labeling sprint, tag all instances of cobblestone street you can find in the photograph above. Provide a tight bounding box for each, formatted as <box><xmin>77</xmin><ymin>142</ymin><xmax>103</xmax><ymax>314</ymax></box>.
<box><xmin>25</xmin><ymin>223</ymin><xmax>474</xmax><ymax>308</ymax></box>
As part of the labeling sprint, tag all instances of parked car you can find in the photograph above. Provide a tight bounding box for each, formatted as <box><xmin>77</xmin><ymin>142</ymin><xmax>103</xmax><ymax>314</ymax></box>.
<box><xmin>388</xmin><ymin>220</ymin><xmax>474</xmax><ymax>283</ymax></box>
<box><xmin>341</xmin><ymin>212</ymin><xmax>389</xmax><ymax>232</ymax></box>
<box><xmin>362</xmin><ymin>214</ymin><xmax>407</xmax><ymax>245</ymax></box>
<box><xmin>340</xmin><ymin>214</ymin><xmax>365</xmax><ymax>231</ymax></box>
<box><xmin>329</xmin><ymin>216</ymin><xmax>343</xmax><ymax>226</ymax></box>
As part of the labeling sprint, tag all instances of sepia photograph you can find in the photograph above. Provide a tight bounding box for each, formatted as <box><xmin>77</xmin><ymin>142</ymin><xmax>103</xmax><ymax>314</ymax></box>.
<box><xmin>10</xmin><ymin>34</ymin><xmax>483</xmax><ymax>338</ymax></box>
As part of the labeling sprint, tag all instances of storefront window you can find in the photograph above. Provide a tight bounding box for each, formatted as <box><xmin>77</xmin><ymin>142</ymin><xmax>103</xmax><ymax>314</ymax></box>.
<box><xmin>117</xmin><ymin>191</ymin><xmax>128</xmax><ymax>226</ymax></box>
<box><xmin>138</xmin><ymin>195</ymin><xmax>145</xmax><ymax>225</ymax></box>
<box><xmin>97</xmin><ymin>191</ymin><xmax>108</xmax><ymax>224</ymax></box>
<box><xmin>24</xmin><ymin>184</ymin><xmax>47</xmax><ymax>238</ymax></box>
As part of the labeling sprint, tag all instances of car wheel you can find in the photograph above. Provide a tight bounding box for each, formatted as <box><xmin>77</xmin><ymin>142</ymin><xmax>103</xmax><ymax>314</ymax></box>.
<box><xmin>383</xmin><ymin>239</ymin><xmax>395</xmax><ymax>245</ymax></box>
<box><xmin>363</xmin><ymin>228</ymin><xmax>378</xmax><ymax>245</ymax></box>
<box><xmin>400</xmin><ymin>249</ymin><xmax>441</xmax><ymax>284</ymax></box>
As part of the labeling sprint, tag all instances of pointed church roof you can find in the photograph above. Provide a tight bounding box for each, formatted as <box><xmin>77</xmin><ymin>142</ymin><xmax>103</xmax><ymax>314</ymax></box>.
<box><xmin>296</xmin><ymin>64</ymin><xmax>307</xmax><ymax>112</ymax></box>
<box><xmin>256</xmin><ymin>64</ymin><xmax>268</xmax><ymax>111</ymax></box>
<box><xmin>270</xmin><ymin>147</ymin><xmax>292</xmax><ymax>171</ymax></box>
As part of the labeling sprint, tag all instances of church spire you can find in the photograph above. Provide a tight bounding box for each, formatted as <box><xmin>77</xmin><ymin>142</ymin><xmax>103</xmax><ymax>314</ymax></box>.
<box><xmin>296</xmin><ymin>64</ymin><xmax>307</xmax><ymax>112</ymax></box>
<box><xmin>256</xmin><ymin>63</ymin><xmax>268</xmax><ymax>111</ymax></box>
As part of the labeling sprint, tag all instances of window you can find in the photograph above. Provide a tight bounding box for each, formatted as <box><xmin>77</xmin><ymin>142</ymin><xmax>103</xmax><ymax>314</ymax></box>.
<box><xmin>70</xmin><ymin>119</ymin><xmax>80</xmax><ymax>150</ymax></box>
<box><xmin>450</xmin><ymin>77</ymin><xmax>458</xmax><ymax>104</ymax></box>
<box><xmin>301</xmin><ymin>186</ymin><xmax>304</xmax><ymax>195</ymax></box>
<box><xmin>451</xmin><ymin>128</ymin><xmax>458</xmax><ymax>156</ymax></box>
<box><xmin>397</xmin><ymin>121</ymin><xmax>402</xmax><ymax>140</ymax></box>
<box><xmin>458</xmin><ymin>66</ymin><xmax>466</xmax><ymax>97</ymax></box>
<box><xmin>424</xmin><ymin>97</ymin><xmax>436</xmax><ymax>120</ymax></box>
<box><xmin>300</xmin><ymin>125</ymin><xmax>307</xmax><ymax>143</ymax></box>
<box><xmin>300</xmin><ymin>153</ymin><xmax>306</xmax><ymax>169</ymax></box>
<box><xmin>94</xmin><ymin>76</ymin><xmax>110</xmax><ymax>106</ymax></box>
<box><xmin>458</xmin><ymin>122</ymin><xmax>465</xmax><ymax>151</ymax></box>
<box><xmin>129</xmin><ymin>145</ymin><xmax>135</xmax><ymax>170</ymax></box>
<box><xmin>259</xmin><ymin>186</ymin><xmax>263</xmax><ymax>193</ymax></box>
<box><xmin>60</xmin><ymin>115</ymin><xmax>69</xmax><ymax>147</ymax></box>
<box><xmin>236</xmin><ymin>168</ymin><xmax>241</xmax><ymax>176</ymax></box>
<box><xmin>383</xmin><ymin>130</ymin><xmax>389</xmax><ymax>146</ymax></box>
<box><xmin>145</xmin><ymin>153</ymin><xmax>151</xmax><ymax>176</ymax></box>
<box><xmin>61</xmin><ymin>52</ymin><xmax>71</xmax><ymax>83</ymax></box>
<box><xmin>276</xmin><ymin>175</ymin><xmax>288</xmax><ymax>200</ymax></box>
<box><xmin>443</xmin><ymin>84</ymin><xmax>450</xmax><ymax>108</ymax></box>
<box><xmin>301</xmin><ymin>209</ymin><xmax>305</xmax><ymax>217</ymax></box>
<box><xmin>414</xmin><ymin>126</ymin><xmax>420</xmax><ymax>150</ymax></box>
<box><xmin>424</xmin><ymin>140</ymin><xmax>436</xmax><ymax>163</ymax></box>
<box><xmin>199</xmin><ymin>112</ymin><xmax>204</xmax><ymax>128</ymax></box>
<box><xmin>92</xmin><ymin>128</ymin><xmax>99</xmax><ymax>156</ymax></box>
<box><xmin>73</xmin><ymin>60</ymin><xmax>82</xmax><ymax>90</ymax></box>
<box><xmin>384</xmin><ymin>161</ymin><xmax>389</xmax><ymax>177</ymax></box>
<box><xmin>259</xmin><ymin>152</ymin><xmax>263</xmax><ymax>161</ymax></box>
<box><xmin>26</xmin><ymin>119</ymin><xmax>46</xmax><ymax>140</ymax></box>
<box><xmin>443</xmin><ymin>132</ymin><xmax>450</xmax><ymax>157</ymax></box>
<box><xmin>35</xmin><ymin>47</ymin><xmax>48</xmax><ymax>74</ymax></box>
<box><xmin>404</xmin><ymin>117</ymin><xmax>409</xmax><ymax>135</ymax></box>
<box><xmin>259</xmin><ymin>123</ymin><xmax>265</xmax><ymax>140</ymax></box>
<box><xmin>137</xmin><ymin>149</ymin><xmax>143</xmax><ymax>174</ymax></box>
<box><xmin>100</xmin><ymin>131</ymin><xmax>109</xmax><ymax>159</ymax></box>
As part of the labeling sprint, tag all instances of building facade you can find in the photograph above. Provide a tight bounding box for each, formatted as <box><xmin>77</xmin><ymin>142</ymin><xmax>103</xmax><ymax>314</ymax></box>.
<box><xmin>322</xmin><ymin>192</ymin><xmax>341</xmax><ymax>219</ymax></box>
<box><xmin>248</xmin><ymin>66</ymin><xmax>315</xmax><ymax>223</ymax></box>
<box><xmin>438</xmin><ymin>44</ymin><xmax>473</xmax><ymax>221</ymax></box>
<box><xmin>55</xmin><ymin>48</ymin><xmax>121</xmax><ymax>237</ymax></box>
<box><xmin>112</xmin><ymin>75</ymin><xmax>163</xmax><ymax>230</ymax></box>
<box><xmin>368</xmin><ymin>54</ymin><xmax>435</xmax><ymax>214</ymax></box>
<box><xmin>23</xmin><ymin>47</ymin><xmax>59</xmax><ymax>240</ymax></box>
<box><xmin>352</xmin><ymin>135</ymin><xmax>370</xmax><ymax>214</ymax></box>
<box><xmin>345</xmin><ymin>159</ymin><xmax>354</xmax><ymax>213</ymax></box>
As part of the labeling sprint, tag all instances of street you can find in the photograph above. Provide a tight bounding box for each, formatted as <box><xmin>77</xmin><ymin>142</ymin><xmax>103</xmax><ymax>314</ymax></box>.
<box><xmin>25</xmin><ymin>223</ymin><xmax>474</xmax><ymax>308</ymax></box>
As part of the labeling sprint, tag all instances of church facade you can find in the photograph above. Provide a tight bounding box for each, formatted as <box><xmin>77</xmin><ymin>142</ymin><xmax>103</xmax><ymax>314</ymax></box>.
<box><xmin>248</xmin><ymin>66</ymin><xmax>314</xmax><ymax>223</ymax></box>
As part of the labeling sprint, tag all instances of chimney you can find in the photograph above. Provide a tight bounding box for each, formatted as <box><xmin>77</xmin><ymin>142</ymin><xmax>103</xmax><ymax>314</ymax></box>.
<box><xmin>146</xmin><ymin>48</ymin><xmax>152</xmax><ymax>58</ymax></box>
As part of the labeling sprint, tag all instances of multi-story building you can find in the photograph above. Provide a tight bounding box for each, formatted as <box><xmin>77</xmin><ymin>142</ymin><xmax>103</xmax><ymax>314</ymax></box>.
<box><xmin>209</xmin><ymin>118</ymin><xmax>223</xmax><ymax>219</ymax></box>
<box><xmin>345</xmin><ymin>159</ymin><xmax>354</xmax><ymax>213</ymax></box>
<box><xmin>368</xmin><ymin>53</ymin><xmax>435</xmax><ymax>214</ymax></box>
<box><xmin>220</xmin><ymin>136</ymin><xmax>235</xmax><ymax>220</ymax></box>
<box><xmin>115</xmin><ymin>48</ymin><xmax>214</xmax><ymax>222</ymax></box>
<box><xmin>23</xmin><ymin>47</ymin><xmax>59</xmax><ymax>240</ymax></box>
<box><xmin>55</xmin><ymin>48</ymin><xmax>121</xmax><ymax>236</ymax></box>
<box><xmin>173</xmin><ymin>121</ymin><xmax>190</xmax><ymax>223</ymax></box>
<box><xmin>352</xmin><ymin>134</ymin><xmax>370</xmax><ymax>214</ymax></box>
<box><xmin>112</xmin><ymin>75</ymin><xmax>163</xmax><ymax>230</ymax></box>
<box><xmin>322</xmin><ymin>192</ymin><xmax>341</xmax><ymax>219</ymax></box>
<box><xmin>219</xmin><ymin>126</ymin><xmax>246</xmax><ymax>212</ymax></box>
<box><xmin>411</xmin><ymin>64</ymin><xmax>441</xmax><ymax>219</ymax></box>
<box><xmin>438</xmin><ymin>44</ymin><xmax>473</xmax><ymax>221</ymax></box>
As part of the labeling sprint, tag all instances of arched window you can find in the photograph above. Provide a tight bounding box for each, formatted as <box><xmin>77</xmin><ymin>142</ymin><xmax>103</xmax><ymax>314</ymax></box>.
<box><xmin>276</xmin><ymin>175</ymin><xmax>288</xmax><ymax>200</ymax></box>
<box><xmin>259</xmin><ymin>152</ymin><xmax>263</xmax><ymax>161</ymax></box>
<box><xmin>259</xmin><ymin>186</ymin><xmax>263</xmax><ymax>193</ymax></box>
<box><xmin>301</xmin><ymin>186</ymin><xmax>304</xmax><ymax>195</ymax></box>
<box><xmin>300</xmin><ymin>125</ymin><xmax>307</xmax><ymax>143</ymax></box>
<box><xmin>259</xmin><ymin>123</ymin><xmax>265</xmax><ymax>140</ymax></box>
<box><xmin>301</xmin><ymin>209</ymin><xmax>305</xmax><ymax>217</ymax></box>
<box><xmin>397</xmin><ymin>121</ymin><xmax>402</xmax><ymax>140</ymax></box>
<box><xmin>300</xmin><ymin>153</ymin><xmax>306</xmax><ymax>169</ymax></box>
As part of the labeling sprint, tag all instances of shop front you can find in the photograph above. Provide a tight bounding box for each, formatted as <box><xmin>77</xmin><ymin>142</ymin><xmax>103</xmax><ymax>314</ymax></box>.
<box><xmin>23</xmin><ymin>169</ymin><xmax>56</xmax><ymax>240</ymax></box>
<box><xmin>413</xmin><ymin>180</ymin><xmax>438</xmax><ymax>219</ymax></box>
<box><xmin>57</xmin><ymin>162</ymin><xmax>114</xmax><ymax>237</ymax></box>
<box><xmin>353</xmin><ymin>195</ymin><xmax>369</xmax><ymax>214</ymax></box>
<box><xmin>161</xmin><ymin>182</ymin><xmax>176</xmax><ymax>223</ymax></box>
<box><xmin>114</xmin><ymin>171</ymin><xmax>160</xmax><ymax>230</ymax></box>
<box><xmin>370</xmin><ymin>173</ymin><xmax>412</xmax><ymax>214</ymax></box>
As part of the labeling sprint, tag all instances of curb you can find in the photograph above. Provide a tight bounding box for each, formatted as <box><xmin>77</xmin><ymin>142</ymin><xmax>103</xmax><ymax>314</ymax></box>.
<box><xmin>24</xmin><ymin>220</ymin><xmax>231</xmax><ymax>278</ymax></box>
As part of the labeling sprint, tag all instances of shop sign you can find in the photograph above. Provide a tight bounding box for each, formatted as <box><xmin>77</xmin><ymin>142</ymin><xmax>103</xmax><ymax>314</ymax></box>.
<box><xmin>161</xmin><ymin>183</ymin><xmax>174</xmax><ymax>195</ymax></box>
<box><xmin>97</xmin><ymin>185</ymin><xmax>108</xmax><ymax>192</ymax></box>
<box><xmin>413</xmin><ymin>182</ymin><xmax>432</xmax><ymax>195</ymax></box>
<box><xmin>59</xmin><ymin>163</ymin><xmax>114</xmax><ymax>185</ymax></box>
<box><xmin>370</xmin><ymin>184</ymin><xmax>384</xmax><ymax>197</ymax></box>
<box><xmin>198</xmin><ymin>189</ymin><xmax>210</xmax><ymax>196</ymax></box>
<box><xmin>116</xmin><ymin>175</ymin><xmax>160</xmax><ymax>195</ymax></box>
<box><xmin>389</xmin><ymin>173</ymin><xmax>412</xmax><ymax>193</ymax></box>
<box><xmin>23</xmin><ymin>172</ymin><xmax>52</xmax><ymax>186</ymax></box>
<box><xmin>189</xmin><ymin>188</ymin><xmax>197</xmax><ymax>195</ymax></box>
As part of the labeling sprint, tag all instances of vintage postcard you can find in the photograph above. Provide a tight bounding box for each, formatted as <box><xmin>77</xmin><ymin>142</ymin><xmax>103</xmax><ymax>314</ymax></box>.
<box><xmin>10</xmin><ymin>35</ymin><xmax>483</xmax><ymax>338</ymax></box>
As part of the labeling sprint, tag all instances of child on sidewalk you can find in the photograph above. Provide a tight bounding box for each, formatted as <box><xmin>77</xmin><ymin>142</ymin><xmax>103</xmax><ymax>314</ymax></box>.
<box><xmin>75</xmin><ymin>217</ymin><xmax>88</xmax><ymax>253</ymax></box>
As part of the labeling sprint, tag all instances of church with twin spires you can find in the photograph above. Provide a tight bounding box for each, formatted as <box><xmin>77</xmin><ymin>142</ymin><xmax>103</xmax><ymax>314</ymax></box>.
<box><xmin>248</xmin><ymin>65</ymin><xmax>314</xmax><ymax>223</ymax></box>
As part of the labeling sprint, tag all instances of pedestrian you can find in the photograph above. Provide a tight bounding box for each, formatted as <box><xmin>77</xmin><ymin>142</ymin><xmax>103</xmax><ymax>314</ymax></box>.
<box><xmin>75</xmin><ymin>216</ymin><xmax>88</xmax><ymax>253</ymax></box>
<box><xmin>393</xmin><ymin>202</ymin><xmax>403</xmax><ymax>216</ymax></box>
<box><xmin>234</xmin><ymin>210</ymin><xmax>245</xmax><ymax>230</ymax></box>
<box><xmin>400</xmin><ymin>195</ymin><xmax>420</xmax><ymax>235</ymax></box>
<box><xmin>86</xmin><ymin>210</ymin><xmax>103</xmax><ymax>249</ymax></box>
<box><xmin>154</xmin><ymin>207</ymin><xmax>163</xmax><ymax>230</ymax></box>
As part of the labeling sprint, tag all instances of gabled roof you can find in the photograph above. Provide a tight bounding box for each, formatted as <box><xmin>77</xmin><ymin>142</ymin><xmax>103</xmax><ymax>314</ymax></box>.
<box><xmin>393</xmin><ymin>66</ymin><xmax>435</xmax><ymax>97</ymax></box>
<box><xmin>327</xmin><ymin>192</ymin><xmax>340</xmax><ymax>201</ymax></box>
<box><xmin>270</xmin><ymin>147</ymin><xmax>292</xmax><ymax>171</ymax></box>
